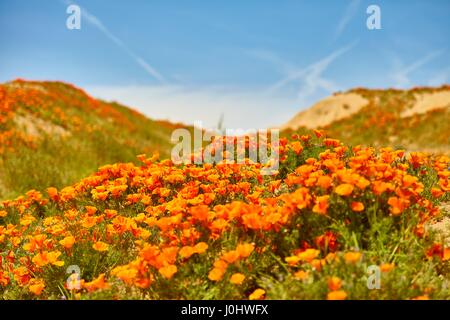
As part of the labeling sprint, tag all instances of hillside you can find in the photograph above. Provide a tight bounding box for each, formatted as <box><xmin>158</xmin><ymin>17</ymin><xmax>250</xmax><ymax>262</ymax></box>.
<box><xmin>282</xmin><ymin>86</ymin><xmax>450</xmax><ymax>152</ymax></box>
<box><xmin>0</xmin><ymin>79</ymin><xmax>178</xmax><ymax>200</ymax></box>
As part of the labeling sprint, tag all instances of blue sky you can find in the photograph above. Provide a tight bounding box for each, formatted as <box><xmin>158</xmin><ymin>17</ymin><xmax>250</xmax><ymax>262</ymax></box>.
<box><xmin>1</xmin><ymin>0</ymin><xmax>449</xmax><ymax>128</ymax></box>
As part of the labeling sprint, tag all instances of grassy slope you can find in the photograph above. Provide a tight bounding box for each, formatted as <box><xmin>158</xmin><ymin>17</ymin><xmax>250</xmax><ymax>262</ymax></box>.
<box><xmin>283</xmin><ymin>86</ymin><xmax>450</xmax><ymax>152</ymax></box>
<box><xmin>0</xmin><ymin>79</ymin><xmax>180</xmax><ymax>200</ymax></box>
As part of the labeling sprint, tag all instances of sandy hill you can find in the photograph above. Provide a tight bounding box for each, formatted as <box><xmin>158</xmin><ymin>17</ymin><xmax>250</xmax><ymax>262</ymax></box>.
<box><xmin>282</xmin><ymin>86</ymin><xmax>450</xmax><ymax>152</ymax></box>
<box><xmin>0</xmin><ymin>79</ymin><xmax>181</xmax><ymax>199</ymax></box>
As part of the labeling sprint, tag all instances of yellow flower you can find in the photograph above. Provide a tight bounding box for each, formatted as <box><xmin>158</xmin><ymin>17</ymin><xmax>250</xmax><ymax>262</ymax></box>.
<box><xmin>208</xmin><ymin>268</ymin><xmax>226</xmax><ymax>281</ymax></box>
<box><xmin>293</xmin><ymin>270</ymin><xmax>309</xmax><ymax>281</ymax></box>
<box><xmin>443</xmin><ymin>248</ymin><xmax>450</xmax><ymax>261</ymax></box>
<box><xmin>230</xmin><ymin>273</ymin><xmax>245</xmax><ymax>285</ymax></box>
<box><xmin>249</xmin><ymin>288</ymin><xmax>265</xmax><ymax>300</ymax></box>
<box><xmin>32</xmin><ymin>251</ymin><xmax>64</xmax><ymax>267</ymax></box>
<box><xmin>344</xmin><ymin>251</ymin><xmax>362</xmax><ymax>264</ymax></box>
<box><xmin>335</xmin><ymin>183</ymin><xmax>354</xmax><ymax>196</ymax></box>
<box><xmin>194</xmin><ymin>242</ymin><xmax>209</xmax><ymax>254</ymax></box>
<box><xmin>29</xmin><ymin>278</ymin><xmax>45</xmax><ymax>296</ymax></box>
<box><xmin>92</xmin><ymin>241</ymin><xmax>109</xmax><ymax>252</ymax></box>
<box><xmin>84</xmin><ymin>274</ymin><xmax>109</xmax><ymax>292</ymax></box>
<box><xmin>159</xmin><ymin>265</ymin><xmax>177</xmax><ymax>279</ymax></box>
<box><xmin>298</xmin><ymin>248</ymin><xmax>320</xmax><ymax>263</ymax></box>
<box><xmin>59</xmin><ymin>236</ymin><xmax>75</xmax><ymax>249</ymax></box>
<box><xmin>327</xmin><ymin>290</ymin><xmax>347</xmax><ymax>300</ymax></box>
<box><xmin>285</xmin><ymin>255</ymin><xmax>301</xmax><ymax>265</ymax></box>
<box><xmin>111</xmin><ymin>265</ymin><xmax>137</xmax><ymax>284</ymax></box>
<box><xmin>179</xmin><ymin>246</ymin><xmax>195</xmax><ymax>259</ymax></box>
<box><xmin>327</xmin><ymin>276</ymin><xmax>342</xmax><ymax>291</ymax></box>
<box><xmin>351</xmin><ymin>201</ymin><xmax>364</xmax><ymax>212</ymax></box>
<box><xmin>380</xmin><ymin>263</ymin><xmax>395</xmax><ymax>272</ymax></box>
<box><xmin>236</xmin><ymin>243</ymin><xmax>254</xmax><ymax>258</ymax></box>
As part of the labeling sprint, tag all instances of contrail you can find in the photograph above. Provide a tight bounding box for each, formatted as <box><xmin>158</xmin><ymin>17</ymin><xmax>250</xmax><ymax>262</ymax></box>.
<box><xmin>391</xmin><ymin>49</ymin><xmax>444</xmax><ymax>87</ymax></box>
<box><xmin>268</xmin><ymin>41</ymin><xmax>356</xmax><ymax>94</ymax></box>
<box><xmin>334</xmin><ymin>0</ymin><xmax>361</xmax><ymax>40</ymax></box>
<box><xmin>62</xmin><ymin>0</ymin><xmax>166</xmax><ymax>83</ymax></box>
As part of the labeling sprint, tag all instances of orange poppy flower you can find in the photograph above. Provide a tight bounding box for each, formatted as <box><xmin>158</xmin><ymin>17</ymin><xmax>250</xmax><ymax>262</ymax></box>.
<box><xmin>59</xmin><ymin>236</ymin><xmax>75</xmax><ymax>249</ymax></box>
<box><xmin>313</xmin><ymin>129</ymin><xmax>324</xmax><ymax>138</ymax></box>
<box><xmin>293</xmin><ymin>270</ymin><xmax>309</xmax><ymax>281</ymax></box>
<box><xmin>193</xmin><ymin>242</ymin><xmax>208</xmax><ymax>254</ymax></box>
<box><xmin>159</xmin><ymin>265</ymin><xmax>177</xmax><ymax>279</ymax></box>
<box><xmin>85</xmin><ymin>206</ymin><xmax>98</xmax><ymax>215</ymax></box>
<box><xmin>380</xmin><ymin>263</ymin><xmax>395</xmax><ymax>272</ymax></box>
<box><xmin>81</xmin><ymin>216</ymin><xmax>97</xmax><ymax>229</ymax></box>
<box><xmin>213</xmin><ymin>259</ymin><xmax>228</xmax><ymax>270</ymax></box>
<box><xmin>285</xmin><ymin>255</ymin><xmax>301</xmax><ymax>265</ymax></box>
<box><xmin>387</xmin><ymin>196</ymin><xmax>410</xmax><ymax>215</ymax></box>
<box><xmin>327</xmin><ymin>276</ymin><xmax>342</xmax><ymax>291</ymax></box>
<box><xmin>291</xmin><ymin>141</ymin><xmax>303</xmax><ymax>154</ymax></box>
<box><xmin>315</xmin><ymin>231</ymin><xmax>338</xmax><ymax>252</ymax></box>
<box><xmin>32</xmin><ymin>251</ymin><xmax>64</xmax><ymax>267</ymax></box>
<box><xmin>179</xmin><ymin>246</ymin><xmax>195</xmax><ymax>259</ymax></box>
<box><xmin>316</xmin><ymin>176</ymin><xmax>332</xmax><ymax>189</ymax></box>
<box><xmin>313</xmin><ymin>195</ymin><xmax>330</xmax><ymax>215</ymax></box>
<box><xmin>47</xmin><ymin>187</ymin><xmax>58</xmax><ymax>200</ymax></box>
<box><xmin>84</xmin><ymin>274</ymin><xmax>110</xmax><ymax>292</ymax></box>
<box><xmin>190</xmin><ymin>205</ymin><xmax>209</xmax><ymax>221</ymax></box>
<box><xmin>28</xmin><ymin>278</ymin><xmax>45</xmax><ymax>296</ymax></box>
<box><xmin>92</xmin><ymin>241</ymin><xmax>109</xmax><ymax>252</ymax></box>
<box><xmin>431</xmin><ymin>188</ymin><xmax>444</xmax><ymax>198</ymax></box>
<box><xmin>111</xmin><ymin>265</ymin><xmax>138</xmax><ymax>284</ymax></box>
<box><xmin>222</xmin><ymin>250</ymin><xmax>240</xmax><ymax>264</ymax></box>
<box><xmin>351</xmin><ymin>201</ymin><xmax>364</xmax><ymax>212</ymax></box>
<box><xmin>327</xmin><ymin>290</ymin><xmax>347</xmax><ymax>300</ymax></box>
<box><xmin>335</xmin><ymin>183</ymin><xmax>354</xmax><ymax>196</ymax></box>
<box><xmin>249</xmin><ymin>288</ymin><xmax>265</xmax><ymax>300</ymax></box>
<box><xmin>310</xmin><ymin>258</ymin><xmax>325</xmax><ymax>271</ymax></box>
<box><xmin>298</xmin><ymin>248</ymin><xmax>320</xmax><ymax>262</ymax></box>
<box><xmin>443</xmin><ymin>248</ymin><xmax>450</xmax><ymax>261</ymax></box>
<box><xmin>230</xmin><ymin>273</ymin><xmax>245</xmax><ymax>285</ymax></box>
<box><xmin>236</xmin><ymin>243</ymin><xmax>254</xmax><ymax>258</ymax></box>
<box><xmin>208</xmin><ymin>267</ymin><xmax>226</xmax><ymax>281</ymax></box>
<box><xmin>344</xmin><ymin>251</ymin><xmax>362</xmax><ymax>264</ymax></box>
<box><xmin>0</xmin><ymin>270</ymin><xmax>10</xmax><ymax>286</ymax></box>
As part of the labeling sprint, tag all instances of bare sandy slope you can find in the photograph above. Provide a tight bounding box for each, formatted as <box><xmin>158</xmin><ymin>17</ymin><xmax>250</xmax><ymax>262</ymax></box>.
<box><xmin>401</xmin><ymin>91</ymin><xmax>450</xmax><ymax>118</ymax></box>
<box><xmin>14</xmin><ymin>113</ymin><xmax>70</xmax><ymax>138</ymax></box>
<box><xmin>282</xmin><ymin>89</ymin><xmax>450</xmax><ymax>130</ymax></box>
<box><xmin>281</xmin><ymin>93</ymin><xmax>369</xmax><ymax>130</ymax></box>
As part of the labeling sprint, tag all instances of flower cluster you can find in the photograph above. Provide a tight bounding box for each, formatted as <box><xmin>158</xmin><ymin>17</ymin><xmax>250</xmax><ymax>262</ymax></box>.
<box><xmin>0</xmin><ymin>131</ymin><xmax>448</xmax><ymax>299</ymax></box>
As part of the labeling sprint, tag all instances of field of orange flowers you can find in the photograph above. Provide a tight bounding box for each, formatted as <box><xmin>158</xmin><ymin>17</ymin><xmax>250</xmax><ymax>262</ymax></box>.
<box><xmin>0</xmin><ymin>130</ymin><xmax>449</xmax><ymax>300</ymax></box>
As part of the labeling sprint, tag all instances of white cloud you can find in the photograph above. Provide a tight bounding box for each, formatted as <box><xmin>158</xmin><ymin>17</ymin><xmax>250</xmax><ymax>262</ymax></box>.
<box><xmin>86</xmin><ymin>43</ymin><xmax>356</xmax><ymax>130</ymax></box>
<box><xmin>85</xmin><ymin>85</ymin><xmax>298</xmax><ymax>129</ymax></box>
